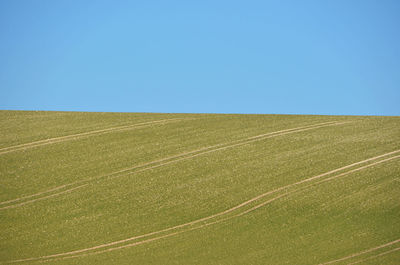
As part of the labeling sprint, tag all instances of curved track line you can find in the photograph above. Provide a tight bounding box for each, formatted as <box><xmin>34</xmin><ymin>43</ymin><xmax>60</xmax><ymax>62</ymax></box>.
<box><xmin>0</xmin><ymin>121</ymin><xmax>343</xmax><ymax>209</ymax></box>
<box><xmin>0</xmin><ymin>118</ymin><xmax>186</xmax><ymax>155</ymax></box>
<box><xmin>50</xmin><ymin>154</ymin><xmax>400</xmax><ymax>263</ymax></box>
<box><xmin>238</xmin><ymin>154</ymin><xmax>400</xmax><ymax>217</ymax></box>
<box><xmin>0</xmin><ymin>185</ymin><xmax>88</xmax><ymax>210</ymax></box>
<box><xmin>35</xmin><ymin>154</ymin><xmax>400</xmax><ymax>263</ymax></box>
<box><xmin>44</xmin><ymin>217</ymin><xmax>234</xmax><ymax>263</ymax></box>
<box><xmin>0</xmin><ymin>185</ymin><xmax>70</xmax><ymax>205</ymax></box>
<box><xmin>123</xmin><ymin>122</ymin><xmax>350</xmax><ymax>178</ymax></box>
<box><xmin>5</xmin><ymin>150</ymin><xmax>399</xmax><ymax>264</ymax></box>
<box><xmin>347</xmin><ymin>247</ymin><xmax>400</xmax><ymax>265</ymax></box>
<box><xmin>54</xmin><ymin>155</ymin><xmax>400</xmax><ymax>262</ymax></box>
<box><xmin>304</xmin><ymin>155</ymin><xmax>400</xmax><ymax>189</ymax></box>
<box><xmin>98</xmin><ymin>121</ymin><xmax>340</xmax><ymax>177</ymax></box>
<box><xmin>319</xmin><ymin>239</ymin><xmax>400</xmax><ymax>264</ymax></box>
<box><xmin>97</xmin><ymin>121</ymin><xmax>344</xmax><ymax>181</ymax></box>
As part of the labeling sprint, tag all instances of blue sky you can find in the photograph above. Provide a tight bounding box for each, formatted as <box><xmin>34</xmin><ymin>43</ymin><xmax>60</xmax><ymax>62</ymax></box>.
<box><xmin>0</xmin><ymin>0</ymin><xmax>399</xmax><ymax>115</ymax></box>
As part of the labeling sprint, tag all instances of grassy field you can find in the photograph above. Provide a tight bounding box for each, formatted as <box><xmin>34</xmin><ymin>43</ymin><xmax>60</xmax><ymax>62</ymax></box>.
<box><xmin>0</xmin><ymin>110</ymin><xmax>399</xmax><ymax>265</ymax></box>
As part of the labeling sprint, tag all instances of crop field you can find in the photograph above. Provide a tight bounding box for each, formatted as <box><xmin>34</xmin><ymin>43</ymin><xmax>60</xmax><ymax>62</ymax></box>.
<box><xmin>0</xmin><ymin>110</ymin><xmax>399</xmax><ymax>264</ymax></box>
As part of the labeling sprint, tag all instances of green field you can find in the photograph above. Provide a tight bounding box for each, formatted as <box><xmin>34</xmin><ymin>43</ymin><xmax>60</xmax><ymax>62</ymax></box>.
<box><xmin>0</xmin><ymin>110</ymin><xmax>399</xmax><ymax>265</ymax></box>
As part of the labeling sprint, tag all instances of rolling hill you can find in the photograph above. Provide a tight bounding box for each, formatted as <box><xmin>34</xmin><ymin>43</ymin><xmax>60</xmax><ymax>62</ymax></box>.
<box><xmin>0</xmin><ymin>110</ymin><xmax>399</xmax><ymax>264</ymax></box>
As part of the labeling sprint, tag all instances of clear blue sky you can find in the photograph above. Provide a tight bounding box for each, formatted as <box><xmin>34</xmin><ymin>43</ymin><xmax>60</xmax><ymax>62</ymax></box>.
<box><xmin>1</xmin><ymin>0</ymin><xmax>399</xmax><ymax>115</ymax></box>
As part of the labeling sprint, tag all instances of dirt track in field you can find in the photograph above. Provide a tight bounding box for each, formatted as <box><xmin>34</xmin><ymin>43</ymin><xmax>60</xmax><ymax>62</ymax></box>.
<box><xmin>0</xmin><ymin>118</ymin><xmax>186</xmax><ymax>155</ymax></box>
<box><xmin>347</xmin><ymin>246</ymin><xmax>400</xmax><ymax>265</ymax></box>
<box><xmin>5</xmin><ymin>150</ymin><xmax>399</xmax><ymax>264</ymax></box>
<box><xmin>0</xmin><ymin>121</ymin><xmax>345</xmax><ymax>210</ymax></box>
<box><xmin>320</xmin><ymin>238</ymin><xmax>400</xmax><ymax>264</ymax></box>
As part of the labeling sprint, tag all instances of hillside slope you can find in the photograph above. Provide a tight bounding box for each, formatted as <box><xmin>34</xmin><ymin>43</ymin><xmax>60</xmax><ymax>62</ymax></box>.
<box><xmin>0</xmin><ymin>111</ymin><xmax>399</xmax><ymax>264</ymax></box>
